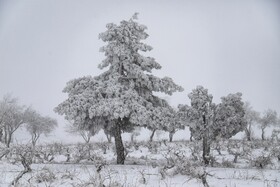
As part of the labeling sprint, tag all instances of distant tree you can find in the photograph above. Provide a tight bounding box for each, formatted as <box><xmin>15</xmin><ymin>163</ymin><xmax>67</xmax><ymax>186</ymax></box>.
<box><xmin>148</xmin><ymin>106</ymin><xmax>178</xmax><ymax>142</ymax></box>
<box><xmin>25</xmin><ymin>109</ymin><xmax>57</xmax><ymax>147</ymax></box>
<box><xmin>183</xmin><ymin>86</ymin><xmax>246</xmax><ymax>165</ymax></box>
<box><xmin>54</xmin><ymin>14</ymin><xmax>183</xmax><ymax>164</ymax></box>
<box><xmin>259</xmin><ymin>109</ymin><xmax>278</xmax><ymax>140</ymax></box>
<box><xmin>130</xmin><ymin>126</ymin><xmax>141</xmax><ymax>143</ymax></box>
<box><xmin>66</xmin><ymin>119</ymin><xmax>101</xmax><ymax>144</ymax></box>
<box><xmin>165</xmin><ymin>109</ymin><xmax>185</xmax><ymax>142</ymax></box>
<box><xmin>0</xmin><ymin>94</ymin><xmax>30</xmax><ymax>147</ymax></box>
<box><xmin>243</xmin><ymin>102</ymin><xmax>260</xmax><ymax>141</ymax></box>
<box><xmin>177</xmin><ymin>104</ymin><xmax>192</xmax><ymax>141</ymax></box>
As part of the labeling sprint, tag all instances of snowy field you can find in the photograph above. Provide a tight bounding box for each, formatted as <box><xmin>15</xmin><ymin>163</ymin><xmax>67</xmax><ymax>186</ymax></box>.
<box><xmin>0</xmin><ymin>162</ymin><xmax>279</xmax><ymax>187</ymax></box>
<box><xmin>0</xmin><ymin>140</ymin><xmax>279</xmax><ymax>187</ymax></box>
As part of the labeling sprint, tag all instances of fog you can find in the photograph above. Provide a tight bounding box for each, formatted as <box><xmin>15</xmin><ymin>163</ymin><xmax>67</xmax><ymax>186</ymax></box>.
<box><xmin>0</xmin><ymin>0</ymin><xmax>279</xmax><ymax>142</ymax></box>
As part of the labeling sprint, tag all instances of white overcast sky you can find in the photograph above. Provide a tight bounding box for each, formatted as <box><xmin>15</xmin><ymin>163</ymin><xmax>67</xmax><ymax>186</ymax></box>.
<box><xmin>0</xmin><ymin>0</ymin><xmax>280</xmax><ymax>141</ymax></box>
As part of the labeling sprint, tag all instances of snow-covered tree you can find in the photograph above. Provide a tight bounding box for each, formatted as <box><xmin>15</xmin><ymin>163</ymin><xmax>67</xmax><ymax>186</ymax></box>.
<box><xmin>25</xmin><ymin>109</ymin><xmax>57</xmax><ymax>147</ymax></box>
<box><xmin>164</xmin><ymin>108</ymin><xmax>185</xmax><ymax>142</ymax></box>
<box><xmin>182</xmin><ymin>86</ymin><xmax>246</xmax><ymax>165</ymax></box>
<box><xmin>243</xmin><ymin>102</ymin><xmax>260</xmax><ymax>141</ymax></box>
<box><xmin>259</xmin><ymin>109</ymin><xmax>278</xmax><ymax>140</ymax></box>
<box><xmin>66</xmin><ymin>119</ymin><xmax>101</xmax><ymax>144</ymax></box>
<box><xmin>55</xmin><ymin>13</ymin><xmax>183</xmax><ymax>164</ymax></box>
<box><xmin>0</xmin><ymin>95</ymin><xmax>30</xmax><ymax>147</ymax></box>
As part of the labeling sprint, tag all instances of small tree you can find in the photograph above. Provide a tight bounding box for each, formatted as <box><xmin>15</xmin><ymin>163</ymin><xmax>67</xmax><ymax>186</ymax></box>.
<box><xmin>259</xmin><ymin>109</ymin><xmax>278</xmax><ymax>140</ymax></box>
<box><xmin>0</xmin><ymin>95</ymin><xmax>30</xmax><ymax>147</ymax></box>
<box><xmin>25</xmin><ymin>109</ymin><xmax>57</xmax><ymax>147</ymax></box>
<box><xmin>55</xmin><ymin>14</ymin><xmax>183</xmax><ymax>164</ymax></box>
<box><xmin>243</xmin><ymin>102</ymin><xmax>260</xmax><ymax>141</ymax></box>
<box><xmin>66</xmin><ymin>119</ymin><xmax>101</xmax><ymax>144</ymax></box>
<box><xmin>183</xmin><ymin>86</ymin><xmax>246</xmax><ymax>165</ymax></box>
<box><xmin>165</xmin><ymin>109</ymin><xmax>185</xmax><ymax>142</ymax></box>
<box><xmin>148</xmin><ymin>106</ymin><xmax>178</xmax><ymax>142</ymax></box>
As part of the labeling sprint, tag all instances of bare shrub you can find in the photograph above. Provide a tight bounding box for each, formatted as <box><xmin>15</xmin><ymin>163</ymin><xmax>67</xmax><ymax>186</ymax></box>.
<box><xmin>161</xmin><ymin>148</ymin><xmax>211</xmax><ymax>187</ymax></box>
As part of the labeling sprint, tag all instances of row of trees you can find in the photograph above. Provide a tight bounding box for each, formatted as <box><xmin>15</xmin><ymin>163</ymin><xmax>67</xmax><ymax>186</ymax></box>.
<box><xmin>54</xmin><ymin>14</ymin><xmax>280</xmax><ymax>165</ymax></box>
<box><xmin>0</xmin><ymin>95</ymin><xmax>57</xmax><ymax>147</ymax></box>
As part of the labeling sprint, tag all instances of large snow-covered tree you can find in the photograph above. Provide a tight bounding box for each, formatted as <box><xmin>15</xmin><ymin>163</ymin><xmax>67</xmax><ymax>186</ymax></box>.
<box><xmin>181</xmin><ymin>86</ymin><xmax>246</xmax><ymax>165</ymax></box>
<box><xmin>55</xmin><ymin>14</ymin><xmax>183</xmax><ymax>164</ymax></box>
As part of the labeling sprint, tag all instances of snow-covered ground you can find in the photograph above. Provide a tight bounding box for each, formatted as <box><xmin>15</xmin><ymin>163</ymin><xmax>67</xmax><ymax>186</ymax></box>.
<box><xmin>0</xmin><ymin>140</ymin><xmax>279</xmax><ymax>187</ymax></box>
<box><xmin>1</xmin><ymin>162</ymin><xmax>279</xmax><ymax>187</ymax></box>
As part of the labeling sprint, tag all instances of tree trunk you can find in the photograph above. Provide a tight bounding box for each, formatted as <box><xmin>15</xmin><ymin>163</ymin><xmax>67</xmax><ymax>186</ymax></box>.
<box><xmin>6</xmin><ymin>133</ymin><xmax>12</xmax><ymax>148</ymax></box>
<box><xmin>31</xmin><ymin>134</ymin><xmax>40</xmax><ymax>148</ymax></box>
<box><xmin>202</xmin><ymin>115</ymin><xmax>210</xmax><ymax>165</ymax></box>
<box><xmin>0</xmin><ymin>128</ymin><xmax>3</xmax><ymax>142</ymax></box>
<box><xmin>130</xmin><ymin>133</ymin><xmax>135</xmax><ymax>143</ymax></box>
<box><xmin>202</xmin><ymin>136</ymin><xmax>210</xmax><ymax>165</ymax></box>
<box><xmin>245</xmin><ymin>126</ymin><xmax>251</xmax><ymax>141</ymax></box>
<box><xmin>169</xmin><ymin>129</ymin><xmax>175</xmax><ymax>142</ymax></box>
<box><xmin>149</xmin><ymin>129</ymin><xmax>156</xmax><ymax>142</ymax></box>
<box><xmin>114</xmin><ymin>120</ymin><xmax>125</xmax><ymax>165</ymax></box>
<box><xmin>261</xmin><ymin>127</ymin><xmax>265</xmax><ymax>141</ymax></box>
<box><xmin>11</xmin><ymin>157</ymin><xmax>32</xmax><ymax>186</ymax></box>
<box><xmin>233</xmin><ymin>154</ymin><xmax>239</xmax><ymax>163</ymax></box>
<box><xmin>104</xmin><ymin>129</ymin><xmax>112</xmax><ymax>143</ymax></box>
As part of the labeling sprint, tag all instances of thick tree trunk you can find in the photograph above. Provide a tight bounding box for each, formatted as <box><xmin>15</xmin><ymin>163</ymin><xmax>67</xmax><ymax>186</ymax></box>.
<box><xmin>149</xmin><ymin>129</ymin><xmax>156</xmax><ymax>142</ymax></box>
<box><xmin>202</xmin><ymin>136</ymin><xmax>210</xmax><ymax>165</ymax></box>
<box><xmin>202</xmin><ymin>115</ymin><xmax>210</xmax><ymax>165</ymax></box>
<box><xmin>114</xmin><ymin>120</ymin><xmax>125</xmax><ymax>165</ymax></box>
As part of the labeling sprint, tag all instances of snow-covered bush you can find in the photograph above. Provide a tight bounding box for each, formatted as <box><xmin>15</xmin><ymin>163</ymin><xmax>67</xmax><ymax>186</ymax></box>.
<box><xmin>147</xmin><ymin>141</ymin><xmax>160</xmax><ymax>154</ymax></box>
<box><xmin>271</xmin><ymin>145</ymin><xmax>280</xmax><ymax>161</ymax></box>
<box><xmin>227</xmin><ymin>140</ymin><xmax>251</xmax><ymax>163</ymax></box>
<box><xmin>251</xmin><ymin>155</ymin><xmax>272</xmax><ymax>169</ymax></box>
<box><xmin>161</xmin><ymin>148</ymin><xmax>211</xmax><ymax>187</ymax></box>
<box><xmin>34</xmin><ymin>167</ymin><xmax>56</xmax><ymax>184</ymax></box>
<box><xmin>96</xmin><ymin>141</ymin><xmax>110</xmax><ymax>154</ymax></box>
<box><xmin>220</xmin><ymin>159</ymin><xmax>235</xmax><ymax>168</ymax></box>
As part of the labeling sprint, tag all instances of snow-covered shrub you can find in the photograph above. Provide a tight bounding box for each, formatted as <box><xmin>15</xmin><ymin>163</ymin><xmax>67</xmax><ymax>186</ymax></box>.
<box><xmin>251</xmin><ymin>155</ymin><xmax>272</xmax><ymax>169</ymax></box>
<box><xmin>34</xmin><ymin>167</ymin><xmax>56</xmax><ymax>184</ymax></box>
<box><xmin>96</xmin><ymin>141</ymin><xmax>109</xmax><ymax>154</ymax></box>
<box><xmin>161</xmin><ymin>149</ymin><xmax>211</xmax><ymax>187</ymax></box>
<box><xmin>271</xmin><ymin>145</ymin><xmax>280</xmax><ymax>161</ymax></box>
<box><xmin>72</xmin><ymin>143</ymin><xmax>95</xmax><ymax>163</ymax></box>
<box><xmin>147</xmin><ymin>141</ymin><xmax>160</xmax><ymax>154</ymax></box>
<box><xmin>227</xmin><ymin>140</ymin><xmax>250</xmax><ymax>163</ymax></box>
<box><xmin>0</xmin><ymin>143</ymin><xmax>9</xmax><ymax>160</ymax></box>
<box><xmin>220</xmin><ymin>159</ymin><xmax>235</xmax><ymax>168</ymax></box>
<box><xmin>8</xmin><ymin>145</ymin><xmax>34</xmax><ymax>185</ymax></box>
<box><xmin>189</xmin><ymin>141</ymin><xmax>202</xmax><ymax>162</ymax></box>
